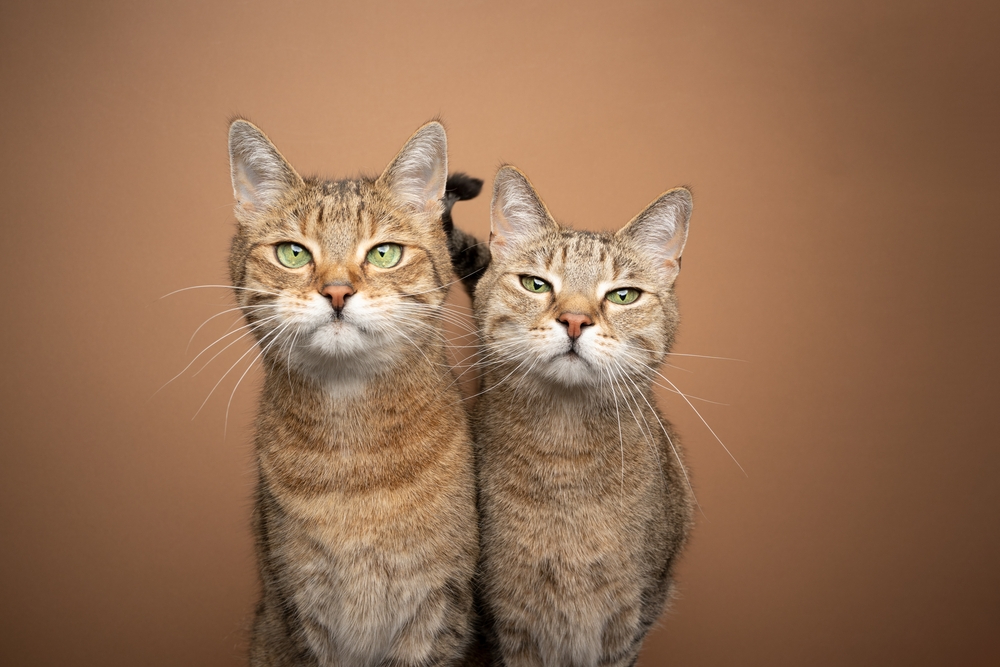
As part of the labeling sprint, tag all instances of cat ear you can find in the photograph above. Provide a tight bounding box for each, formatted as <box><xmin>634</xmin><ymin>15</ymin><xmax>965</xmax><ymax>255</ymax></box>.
<box><xmin>228</xmin><ymin>119</ymin><xmax>303</xmax><ymax>217</ymax></box>
<box><xmin>490</xmin><ymin>166</ymin><xmax>556</xmax><ymax>260</ymax></box>
<box><xmin>617</xmin><ymin>188</ymin><xmax>692</xmax><ymax>283</ymax></box>
<box><xmin>378</xmin><ymin>121</ymin><xmax>448</xmax><ymax>216</ymax></box>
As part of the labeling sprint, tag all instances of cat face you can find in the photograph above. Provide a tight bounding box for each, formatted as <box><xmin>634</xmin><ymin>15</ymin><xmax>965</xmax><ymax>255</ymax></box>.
<box><xmin>226</xmin><ymin>120</ymin><xmax>455</xmax><ymax>383</ymax></box>
<box><xmin>474</xmin><ymin>167</ymin><xmax>691</xmax><ymax>389</ymax></box>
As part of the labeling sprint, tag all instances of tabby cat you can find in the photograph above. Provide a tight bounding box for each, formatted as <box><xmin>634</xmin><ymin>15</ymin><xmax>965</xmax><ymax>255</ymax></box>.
<box><xmin>226</xmin><ymin>119</ymin><xmax>480</xmax><ymax>666</ymax></box>
<box><xmin>456</xmin><ymin>166</ymin><xmax>695</xmax><ymax>667</ymax></box>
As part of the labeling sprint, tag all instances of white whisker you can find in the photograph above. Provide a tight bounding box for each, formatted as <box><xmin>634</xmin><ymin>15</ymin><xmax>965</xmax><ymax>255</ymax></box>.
<box><xmin>612</xmin><ymin>360</ymin><xmax>701</xmax><ymax>514</ymax></box>
<box><xmin>461</xmin><ymin>354</ymin><xmax>532</xmax><ymax>403</ymax></box>
<box><xmin>151</xmin><ymin>314</ymin><xmax>283</xmax><ymax>399</ymax></box>
<box><xmin>193</xmin><ymin>322</ymin><xmax>286</xmax><ymax>420</ymax></box>
<box><xmin>656</xmin><ymin>371</ymin><xmax>746</xmax><ymax>477</ymax></box>
<box><xmin>159</xmin><ymin>284</ymin><xmax>282</xmax><ymax>300</ymax></box>
<box><xmin>615</xmin><ymin>347</ymin><xmax>727</xmax><ymax>405</ymax></box>
<box><xmin>668</xmin><ymin>352</ymin><xmax>747</xmax><ymax>362</ymax></box>
<box><xmin>602</xmin><ymin>367</ymin><xmax>626</xmax><ymax>504</ymax></box>
<box><xmin>224</xmin><ymin>321</ymin><xmax>293</xmax><ymax>437</ymax></box>
<box><xmin>192</xmin><ymin>314</ymin><xmax>284</xmax><ymax>377</ymax></box>
<box><xmin>187</xmin><ymin>304</ymin><xmax>277</xmax><ymax>353</ymax></box>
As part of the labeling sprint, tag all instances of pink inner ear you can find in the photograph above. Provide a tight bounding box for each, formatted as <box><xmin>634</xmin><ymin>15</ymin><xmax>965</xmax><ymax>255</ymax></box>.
<box><xmin>235</xmin><ymin>175</ymin><xmax>257</xmax><ymax>210</ymax></box>
<box><xmin>422</xmin><ymin>170</ymin><xmax>446</xmax><ymax>213</ymax></box>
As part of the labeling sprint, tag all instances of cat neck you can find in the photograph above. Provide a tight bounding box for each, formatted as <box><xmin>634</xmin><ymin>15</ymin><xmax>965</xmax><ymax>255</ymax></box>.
<box><xmin>261</xmin><ymin>340</ymin><xmax>452</xmax><ymax>415</ymax></box>
<box><xmin>252</xmin><ymin>339</ymin><xmax>466</xmax><ymax>486</ymax></box>
<box><xmin>479</xmin><ymin>363</ymin><xmax>654</xmax><ymax>413</ymax></box>
<box><xmin>475</xmin><ymin>365</ymin><xmax>662</xmax><ymax>460</ymax></box>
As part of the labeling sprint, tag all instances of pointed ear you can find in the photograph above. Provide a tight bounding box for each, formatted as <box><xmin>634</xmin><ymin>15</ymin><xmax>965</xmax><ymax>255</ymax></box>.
<box><xmin>228</xmin><ymin>120</ymin><xmax>303</xmax><ymax>217</ymax></box>
<box><xmin>490</xmin><ymin>166</ymin><xmax>556</xmax><ymax>261</ymax></box>
<box><xmin>617</xmin><ymin>188</ymin><xmax>692</xmax><ymax>283</ymax></box>
<box><xmin>378</xmin><ymin>121</ymin><xmax>448</xmax><ymax>216</ymax></box>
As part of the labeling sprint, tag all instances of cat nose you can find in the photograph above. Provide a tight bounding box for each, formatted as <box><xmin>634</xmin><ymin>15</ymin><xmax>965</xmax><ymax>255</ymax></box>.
<box><xmin>321</xmin><ymin>283</ymin><xmax>355</xmax><ymax>311</ymax></box>
<box><xmin>558</xmin><ymin>312</ymin><xmax>593</xmax><ymax>340</ymax></box>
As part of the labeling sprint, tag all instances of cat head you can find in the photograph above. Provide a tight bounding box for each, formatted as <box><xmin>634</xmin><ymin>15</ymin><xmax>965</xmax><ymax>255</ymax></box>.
<box><xmin>474</xmin><ymin>166</ymin><xmax>691</xmax><ymax>389</ymax></box>
<box><xmin>226</xmin><ymin>118</ymin><xmax>458</xmax><ymax>383</ymax></box>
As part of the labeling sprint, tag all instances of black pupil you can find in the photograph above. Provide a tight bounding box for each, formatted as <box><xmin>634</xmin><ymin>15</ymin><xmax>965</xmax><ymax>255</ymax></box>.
<box><xmin>291</xmin><ymin>245</ymin><xmax>301</xmax><ymax>256</ymax></box>
<box><xmin>534</xmin><ymin>279</ymin><xmax>542</xmax><ymax>289</ymax></box>
<box><xmin>618</xmin><ymin>290</ymin><xmax>627</xmax><ymax>298</ymax></box>
<box><xmin>379</xmin><ymin>246</ymin><xmax>387</xmax><ymax>256</ymax></box>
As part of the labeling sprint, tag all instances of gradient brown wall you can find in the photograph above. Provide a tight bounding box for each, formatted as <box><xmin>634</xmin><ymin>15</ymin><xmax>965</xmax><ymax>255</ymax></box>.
<box><xmin>2</xmin><ymin>1</ymin><xmax>998</xmax><ymax>665</ymax></box>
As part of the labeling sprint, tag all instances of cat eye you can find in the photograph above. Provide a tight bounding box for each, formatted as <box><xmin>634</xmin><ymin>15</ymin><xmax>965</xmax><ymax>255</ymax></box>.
<box><xmin>606</xmin><ymin>288</ymin><xmax>640</xmax><ymax>305</ymax></box>
<box><xmin>520</xmin><ymin>276</ymin><xmax>551</xmax><ymax>294</ymax></box>
<box><xmin>275</xmin><ymin>242</ymin><xmax>312</xmax><ymax>269</ymax></box>
<box><xmin>367</xmin><ymin>243</ymin><xmax>402</xmax><ymax>269</ymax></box>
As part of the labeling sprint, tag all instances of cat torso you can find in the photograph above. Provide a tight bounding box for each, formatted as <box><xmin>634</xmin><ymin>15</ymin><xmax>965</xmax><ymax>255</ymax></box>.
<box><xmin>475</xmin><ymin>388</ymin><xmax>688</xmax><ymax>667</ymax></box>
<box><xmin>254</xmin><ymin>365</ymin><xmax>476</xmax><ymax>667</ymax></box>
<box><xmin>468</xmin><ymin>168</ymin><xmax>695</xmax><ymax>667</ymax></box>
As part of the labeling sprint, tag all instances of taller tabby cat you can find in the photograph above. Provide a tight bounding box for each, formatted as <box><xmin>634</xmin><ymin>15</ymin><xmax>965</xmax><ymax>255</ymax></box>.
<box><xmin>460</xmin><ymin>166</ymin><xmax>695</xmax><ymax>667</ymax></box>
<box><xmin>227</xmin><ymin>119</ymin><xmax>479</xmax><ymax>666</ymax></box>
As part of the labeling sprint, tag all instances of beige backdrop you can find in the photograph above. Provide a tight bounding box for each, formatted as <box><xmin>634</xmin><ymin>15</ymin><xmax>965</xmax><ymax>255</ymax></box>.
<box><xmin>2</xmin><ymin>1</ymin><xmax>998</xmax><ymax>665</ymax></box>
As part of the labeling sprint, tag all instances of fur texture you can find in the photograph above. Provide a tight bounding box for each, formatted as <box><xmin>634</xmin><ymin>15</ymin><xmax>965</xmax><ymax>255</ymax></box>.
<box><xmin>463</xmin><ymin>166</ymin><xmax>695</xmax><ymax>667</ymax></box>
<box><xmin>441</xmin><ymin>172</ymin><xmax>489</xmax><ymax>295</ymax></box>
<box><xmin>227</xmin><ymin>119</ymin><xmax>480</xmax><ymax>666</ymax></box>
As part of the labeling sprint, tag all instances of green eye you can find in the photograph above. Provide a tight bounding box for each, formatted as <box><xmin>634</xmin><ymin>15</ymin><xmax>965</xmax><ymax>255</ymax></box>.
<box><xmin>367</xmin><ymin>243</ymin><xmax>402</xmax><ymax>268</ymax></box>
<box><xmin>276</xmin><ymin>242</ymin><xmax>312</xmax><ymax>268</ymax></box>
<box><xmin>606</xmin><ymin>288</ymin><xmax>640</xmax><ymax>305</ymax></box>
<box><xmin>520</xmin><ymin>276</ymin><xmax>551</xmax><ymax>293</ymax></box>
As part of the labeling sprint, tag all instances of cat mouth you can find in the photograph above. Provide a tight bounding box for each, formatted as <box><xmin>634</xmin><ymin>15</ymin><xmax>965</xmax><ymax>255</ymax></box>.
<box><xmin>315</xmin><ymin>317</ymin><xmax>361</xmax><ymax>339</ymax></box>
<box><xmin>325</xmin><ymin>312</ymin><xmax>359</xmax><ymax>329</ymax></box>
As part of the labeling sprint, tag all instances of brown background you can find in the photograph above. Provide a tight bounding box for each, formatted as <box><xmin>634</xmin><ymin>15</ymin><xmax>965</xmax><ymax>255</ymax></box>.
<box><xmin>2</xmin><ymin>0</ymin><xmax>998</xmax><ymax>665</ymax></box>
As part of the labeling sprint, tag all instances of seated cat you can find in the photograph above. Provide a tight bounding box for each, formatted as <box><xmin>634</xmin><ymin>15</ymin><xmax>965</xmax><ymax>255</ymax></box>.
<box><xmin>226</xmin><ymin>119</ymin><xmax>480</xmax><ymax>666</ymax></box>
<box><xmin>452</xmin><ymin>166</ymin><xmax>695</xmax><ymax>667</ymax></box>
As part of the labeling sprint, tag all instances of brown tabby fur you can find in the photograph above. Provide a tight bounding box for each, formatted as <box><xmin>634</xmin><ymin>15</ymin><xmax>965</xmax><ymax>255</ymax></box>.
<box><xmin>467</xmin><ymin>167</ymin><xmax>695</xmax><ymax>667</ymax></box>
<box><xmin>227</xmin><ymin>119</ymin><xmax>478</xmax><ymax>666</ymax></box>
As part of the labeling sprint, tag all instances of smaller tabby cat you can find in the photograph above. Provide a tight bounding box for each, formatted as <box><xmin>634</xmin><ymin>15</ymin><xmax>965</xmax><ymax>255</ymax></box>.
<box><xmin>458</xmin><ymin>167</ymin><xmax>695</xmax><ymax>667</ymax></box>
<box><xmin>227</xmin><ymin>119</ymin><xmax>480</xmax><ymax>666</ymax></box>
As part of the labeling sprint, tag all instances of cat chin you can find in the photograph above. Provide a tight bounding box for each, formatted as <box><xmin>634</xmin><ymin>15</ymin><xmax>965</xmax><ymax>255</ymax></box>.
<box><xmin>289</xmin><ymin>324</ymin><xmax>415</xmax><ymax>381</ymax></box>
<box><xmin>306</xmin><ymin>325</ymin><xmax>367</xmax><ymax>355</ymax></box>
<box><xmin>533</xmin><ymin>353</ymin><xmax>603</xmax><ymax>388</ymax></box>
<box><xmin>287</xmin><ymin>343</ymin><xmax>403</xmax><ymax>396</ymax></box>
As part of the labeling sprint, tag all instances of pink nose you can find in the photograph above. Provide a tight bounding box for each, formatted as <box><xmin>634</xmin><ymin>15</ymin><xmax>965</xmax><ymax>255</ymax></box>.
<box><xmin>321</xmin><ymin>283</ymin><xmax>354</xmax><ymax>310</ymax></box>
<box><xmin>558</xmin><ymin>312</ymin><xmax>593</xmax><ymax>340</ymax></box>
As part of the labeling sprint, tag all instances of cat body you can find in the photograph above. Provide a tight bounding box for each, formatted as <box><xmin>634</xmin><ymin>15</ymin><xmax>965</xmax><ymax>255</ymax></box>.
<box><xmin>466</xmin><ymin>167</ymin><xmax>695</xmax><ymax>667</ymax></box>
<box><xmin>227</xmin><ymin>119</ymin><xmax>479</xmax><ymax>666</ymax></box>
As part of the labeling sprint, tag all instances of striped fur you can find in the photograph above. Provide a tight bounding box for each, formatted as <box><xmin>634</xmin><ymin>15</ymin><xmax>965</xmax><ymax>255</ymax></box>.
<box><xmin>464</xmin><ymin>166</ymin><xmax>695</xmax><ymax>667</ymax></box>
<box><xmin>227</xmin><ymin>119</ymin><xmax>480</xmax><ymax>666</ymax></box>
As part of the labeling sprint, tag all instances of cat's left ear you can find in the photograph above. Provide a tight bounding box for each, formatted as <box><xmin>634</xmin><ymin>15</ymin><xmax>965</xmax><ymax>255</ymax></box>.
<box><xmin>378</xmin><ymin>121</ymin><xmax>448</xmax><ymax>217</ymax></box>
<box><xmin>489</xmin><ymin>166</ymin><xmax>557</xmax><ymax>262</ymax></box>
<box><xmin>228</xmin><ymin>119</ymin><xmax>304</xmax><ymax>218</ymax></box>
<box><xmin>617</xmin><ymin>188</ymin><xmax>692</xmax><ymax>283</ymax></box>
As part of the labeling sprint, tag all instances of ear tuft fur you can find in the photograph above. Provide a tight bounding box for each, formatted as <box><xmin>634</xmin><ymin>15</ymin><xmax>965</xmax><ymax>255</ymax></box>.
<box><xmin>228</xmin><ymin>119</ymin><xmax>303</xmax><ymax>216</ymax></box>
<box><xmin>490</xmin><ymin>166</ymin><xmax>556</xmax><ymax>260</ymax></box>
<box><xmin>617</xmin><ymin>188</ymin><xmax>692</xmax><ymax>283</ymax></box>
<box><xmin>379</xmin><ymin>122</ymin><xmax>448</xmax><ymax>216</ymax></box>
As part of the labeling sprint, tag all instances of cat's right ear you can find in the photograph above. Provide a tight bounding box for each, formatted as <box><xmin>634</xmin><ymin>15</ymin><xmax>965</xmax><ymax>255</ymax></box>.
<box><xmin>617</xmin><ymin>188</ymin><xmax>692</xmax><ymax>284</ymax></box>
<box><xmin>490</xmin><ymin>166</ymin><xmax>556</xmax><ymax>261</ymax></box>
<box><xmin>228</xmin><ymin>119</ymin><xmax>303</xmax><ymax>218</ymax></box>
